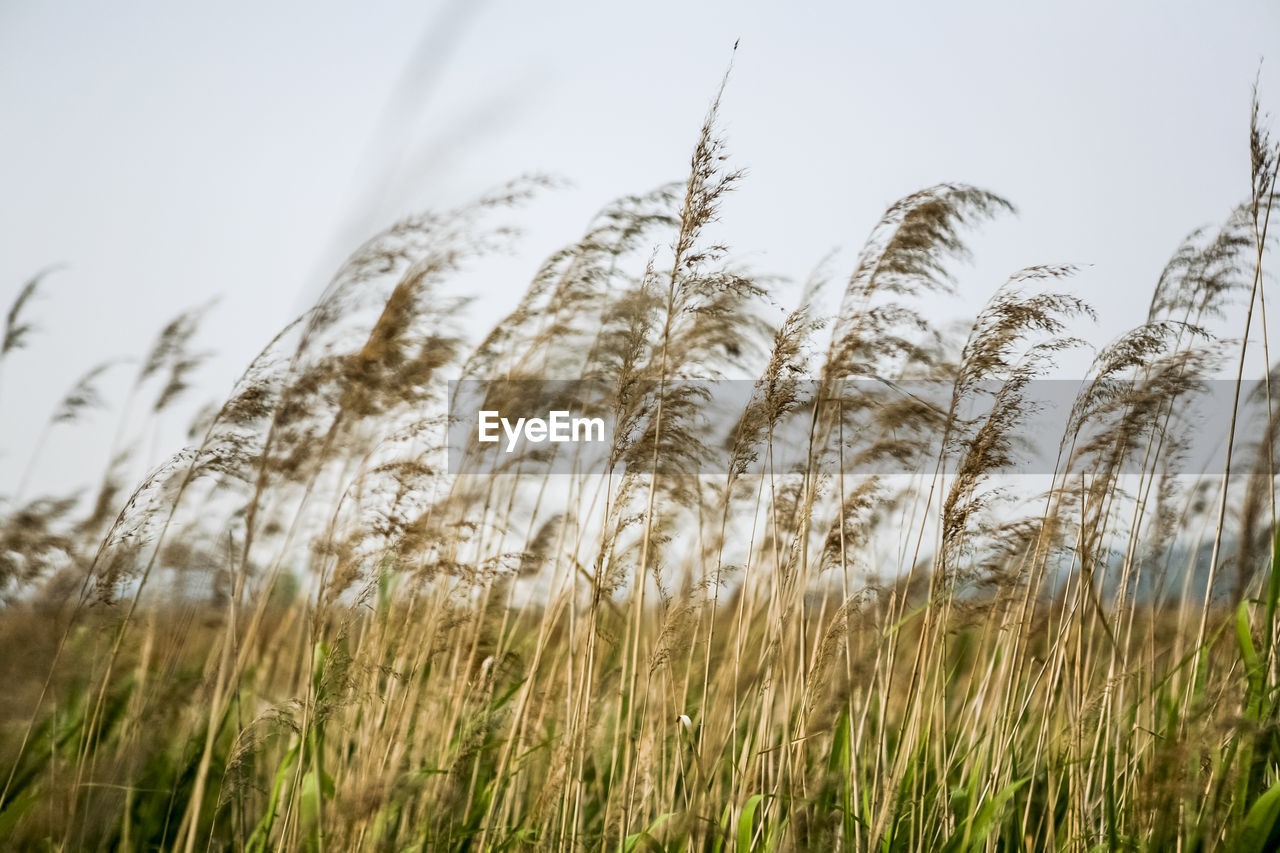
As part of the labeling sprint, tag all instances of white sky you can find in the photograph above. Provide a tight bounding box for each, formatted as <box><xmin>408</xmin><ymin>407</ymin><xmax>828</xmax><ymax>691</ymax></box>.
<box><xmin>1</xmin><ymin>0</ymin><xmax>1276</xmax><ymax>498</ymax></box>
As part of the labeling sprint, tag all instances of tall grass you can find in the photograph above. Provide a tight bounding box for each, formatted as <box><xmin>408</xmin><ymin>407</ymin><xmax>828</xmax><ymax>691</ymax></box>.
<box><xmin>0</xmin><ymin>76</ymin><xmax>1278</xmax><ymax>852</ymax></box>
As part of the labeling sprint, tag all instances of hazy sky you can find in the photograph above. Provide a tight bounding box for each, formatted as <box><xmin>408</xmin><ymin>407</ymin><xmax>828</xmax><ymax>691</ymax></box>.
<box><xmin>1</xmin><ymin>0</ymin><xmax>1276</xmax><ymax>496</ymax></box>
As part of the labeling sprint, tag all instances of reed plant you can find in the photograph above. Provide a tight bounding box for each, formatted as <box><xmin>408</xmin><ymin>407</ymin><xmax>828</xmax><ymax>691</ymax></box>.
<box><xmin>0</xmin><ymin>74</ymin><xmax>1277</xmax><ymax>852</ymax></box>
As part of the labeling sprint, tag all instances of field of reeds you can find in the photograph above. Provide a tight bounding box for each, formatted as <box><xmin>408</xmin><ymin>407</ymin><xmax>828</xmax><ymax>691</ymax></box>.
<box><xmin>1</xmin><ymin>70</ymin><xmax>1279</xmax><ymax>852</ymax></box>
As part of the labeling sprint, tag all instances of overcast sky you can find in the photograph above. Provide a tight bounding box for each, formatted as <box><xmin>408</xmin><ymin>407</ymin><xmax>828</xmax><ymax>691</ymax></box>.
<box><xmin>1</xmin><ymin>0</ymin><xmax>1276</xmax><ymax>497</ymax></box>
